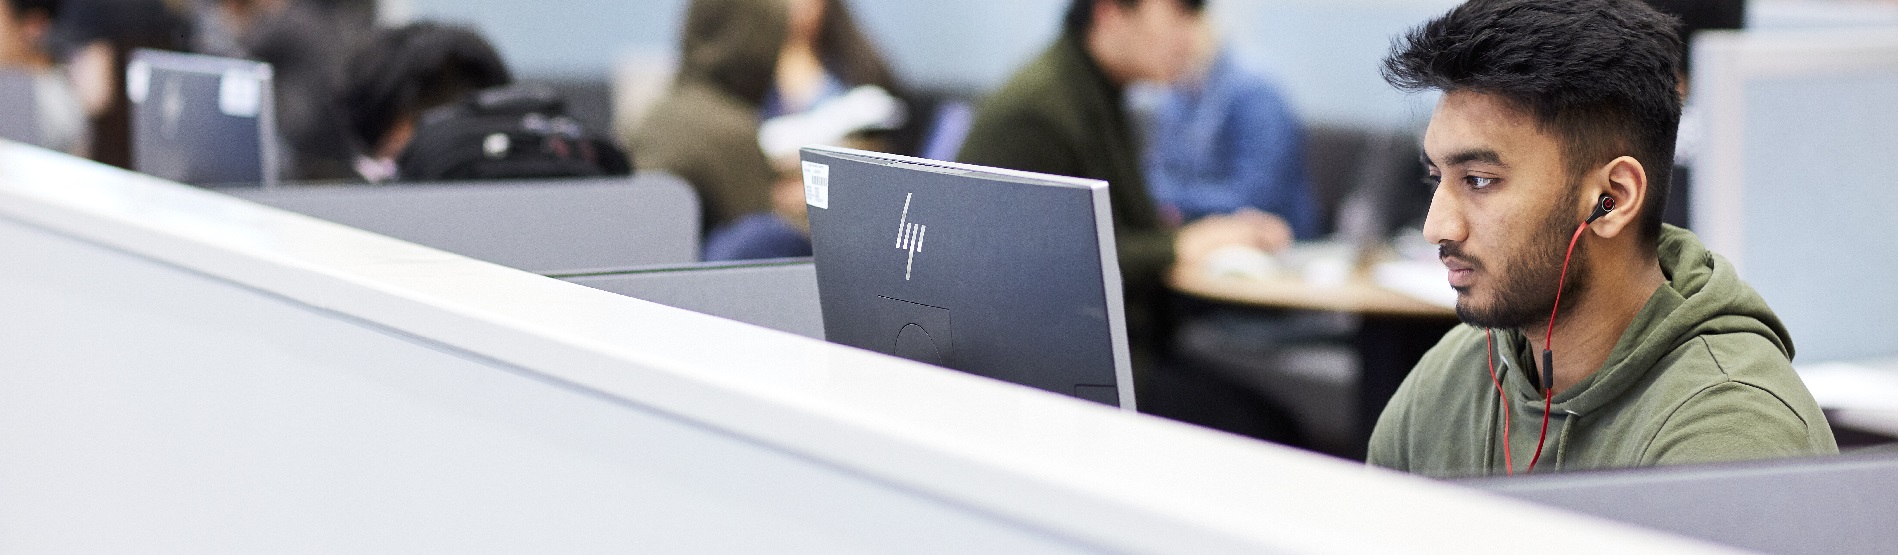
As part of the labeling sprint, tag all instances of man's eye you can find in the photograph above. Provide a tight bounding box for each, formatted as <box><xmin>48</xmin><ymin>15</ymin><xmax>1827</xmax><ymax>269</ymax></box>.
<box><xmin>1422</xmin><ymin>174</ymin><xmax>1443</xmax><ymax>189</ymax></box>
<box><xmin>1466</xmin><ymin>176</ymin><xmax>1498</xmax><ymax>189</ymax></box>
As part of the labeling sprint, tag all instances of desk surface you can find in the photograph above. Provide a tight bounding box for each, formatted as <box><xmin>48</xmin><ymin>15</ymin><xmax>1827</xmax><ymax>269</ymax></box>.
<box><xmin>1169</xmin><ymin>262</ymin><xmax>1457</xmax><ymax>318</ymax></box>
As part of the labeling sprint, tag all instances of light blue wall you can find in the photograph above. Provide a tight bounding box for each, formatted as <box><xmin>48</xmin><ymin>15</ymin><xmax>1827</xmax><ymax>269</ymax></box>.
<box><xmin>1740</xmin><ymin>75</ymin><xmax>1898</xmax><ymax>363</ymax></box>
<box><xmin>389</xmin><ymin>0</ymin><xmax>1898</xmax><ymax>129</ymax></box>
<box><xmin>393</xmin><ymin>0</ymin><xmax>1459</xmax><ymax>129</ymax></box>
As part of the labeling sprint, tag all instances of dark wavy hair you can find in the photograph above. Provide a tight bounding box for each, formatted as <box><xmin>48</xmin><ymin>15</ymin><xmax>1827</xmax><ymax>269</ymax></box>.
<box><xmin>338</xmin><ymin>22</ymin><xmax>512</xmax><ymax>153</ymax></box>
<box><xmin>1384</xmin><ymin>0</ymin><xmax>1683</xmax><ymax>245</ymax></box>
<box><xmin>1064</xmin><ymin>0</ymin><xmax>1206</xmax><ymax>39</ymax></box>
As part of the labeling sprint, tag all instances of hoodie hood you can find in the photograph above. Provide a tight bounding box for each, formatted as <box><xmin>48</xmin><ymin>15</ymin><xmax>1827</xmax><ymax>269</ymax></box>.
<box><xmin>676</xmin><ymin>0</ymin><xmax>787</xmax><ymax>107</ymax></box>
<box><xmin>1504</xmin><ymin>224</ymin><xmax>1795</xmax><ymax>415</ymax></box>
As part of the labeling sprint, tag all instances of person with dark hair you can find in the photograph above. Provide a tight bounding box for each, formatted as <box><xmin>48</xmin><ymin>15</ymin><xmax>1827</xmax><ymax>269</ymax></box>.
<box><xmin>0</xmin><ymin>0</ymin><xmax>86</xmax><ymax>154</ymax></box>
<box><xmin>958</xmin><ymin>0</ymin><xmax>1302</xmax><ymax>438</ymax></box>
<box><xmin>765</xmin><ymin>0</ymin><xmax>900</xmax><ymax>119</ymax></box>
<box><xmin>693</xmin><ymin>0</ymin><xmax>908</xmax><ymax>260</ymax></box>
<box><xmin>337</xmin><ymin>22</ymin><xmax>510</xmax><ymax>182</ymax></box>
<box><xmin>1367</xmin><ymin>0</ymin><xmax>1834</xmax><ymax>477</ymax></box>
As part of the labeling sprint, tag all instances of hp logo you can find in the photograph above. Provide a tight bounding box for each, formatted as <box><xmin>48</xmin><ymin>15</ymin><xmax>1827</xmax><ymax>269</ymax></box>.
<box><xmin>896</xmin><ymin>192</ymin><xmax>927</xmax><ymax>280</ymax></box>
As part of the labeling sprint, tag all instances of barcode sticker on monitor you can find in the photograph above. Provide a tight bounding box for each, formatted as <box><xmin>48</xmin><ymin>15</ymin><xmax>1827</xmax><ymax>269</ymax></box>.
<box><xmin>218</xmin><ymin>70</ymin><xmax>262</xmax><ymax>118</ymax></box>
<box><xmin>803</xmin><ymin>161</ymin><xmax>830</xmax><ymax>209</ymax></box>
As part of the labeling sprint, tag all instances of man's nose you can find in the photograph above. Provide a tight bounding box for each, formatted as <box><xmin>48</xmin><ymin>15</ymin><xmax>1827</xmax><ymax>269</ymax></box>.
<box><xmin>1421</xmin><ymin>184</ymin><xmax>1465</xmax><ymax>246</ymax></box>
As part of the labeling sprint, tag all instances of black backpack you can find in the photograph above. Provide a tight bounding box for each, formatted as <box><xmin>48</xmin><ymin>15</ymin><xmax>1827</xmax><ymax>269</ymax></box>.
<box><xmin>397</xmin><ymin>84</ymin><xmax>632</xmax><ymax>181</ymax></box>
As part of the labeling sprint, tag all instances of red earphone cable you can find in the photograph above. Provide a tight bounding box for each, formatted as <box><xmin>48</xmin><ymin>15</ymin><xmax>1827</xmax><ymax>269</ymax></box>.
<box><xmin>1526</xmin><ymin>222</ymin><xmax>1591</xmax><ymax>472</ymax></box>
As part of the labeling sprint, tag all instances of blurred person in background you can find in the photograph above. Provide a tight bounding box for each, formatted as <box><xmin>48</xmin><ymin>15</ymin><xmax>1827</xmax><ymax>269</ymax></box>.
<box><xmin>195</xmin><ymin>0</ymin><xmax>364</xmax><ymax>180</ymax></box>
<box><xmin>0</xmin><ymin>0</ymin><xmax>87</xmax><ymax>154</ymax></box>
<box><xmin>762</xmin><ymin>0</ymin><xmax>902</xmax><ymax>121</ymax></box>
<box><xmin>1141</xmin><ymin>18</ymin><xmax>1318</xmax><ymax>239</ymax></box>
<box><xmin>701</xmin><ymin>0</ymin><xmax>906</xmax><ymax>261</ymax></box>
<box><xmin>635</xmin><ymin>0</ymin><xmax>905</xmax><ymax>245</ymax></box>
<box><xmin>335</xmin><ymin>21</ymin><xmax>510</xmax><ymax>182</ymax></box>
<box><xmin>50</xmin><ymin>0</ymin><xmax>191</xmax><ymax>168</ymax></box>
<box><xmin>958</xmin><ymin>0</ymin><xmax>1299</xmax><ymax>440</ymax></box>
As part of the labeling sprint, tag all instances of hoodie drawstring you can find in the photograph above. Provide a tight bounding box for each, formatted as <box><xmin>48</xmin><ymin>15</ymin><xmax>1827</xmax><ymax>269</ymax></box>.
<box><xmin>1554</xmin><ymin>412</ymin><xmax>1580</xmax><ymax>471</ymax></box>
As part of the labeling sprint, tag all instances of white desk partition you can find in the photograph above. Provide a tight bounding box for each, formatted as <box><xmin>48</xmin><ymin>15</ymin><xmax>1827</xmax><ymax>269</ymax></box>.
<box><xmin>0</xmin><ymin>143</ymin><xmax>1727</xmax><ymax>553</ymax></box>
<box><xmin>221</xmin><ymin>173</ymin><xmax>700</xmax><ymax>275</ymax></box>
<box><xmin>1692</xmin><ymin>29</ymin><xmax>1898</xmax><ymax>363</ymax></box>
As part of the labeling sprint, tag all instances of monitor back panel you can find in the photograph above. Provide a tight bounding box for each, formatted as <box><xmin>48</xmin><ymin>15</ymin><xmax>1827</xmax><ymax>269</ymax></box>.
<box><xmin>129</xmin><ymin>49</ymin><xmax>277</xmax><ymax>187</ymax></box>
<box><xmin>559</xmin><ymin>259</ymin><xmax>823</xmax><ymax>340</ymax></box>
<box><xmin>0</xmin><ymin>70</ymin><xmax>41</xmax><ymax>147</ymax></box>
<box><xmin>805</xmin><ymin>149</ymin><xmax>1126</xmax><ymax>406</ymax></box>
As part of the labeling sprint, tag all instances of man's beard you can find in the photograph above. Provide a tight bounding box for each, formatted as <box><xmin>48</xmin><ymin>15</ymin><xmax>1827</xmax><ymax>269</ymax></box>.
<box><xmin>1444</xmin><ymin>196</ymin><xmax>1590</xmax><ymax>330</ymax></box>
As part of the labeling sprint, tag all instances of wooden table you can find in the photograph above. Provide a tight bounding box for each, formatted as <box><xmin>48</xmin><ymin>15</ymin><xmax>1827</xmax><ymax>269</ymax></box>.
<box><xmin>1168</xmin><ymin>264</ymin><xmax>1456</xmax><ymax>319</ymax></box>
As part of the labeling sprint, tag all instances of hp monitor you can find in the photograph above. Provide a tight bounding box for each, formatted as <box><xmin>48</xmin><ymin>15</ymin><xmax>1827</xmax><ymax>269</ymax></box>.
<box><xmin>802</xmin><ymin>146</ymin><xmax>1135</xmax><ymax>409</ymax></box>
<box><xmin>129</xmin><ymin>49</ymin><xmax>278</xmax><ymax>187</ymax></box>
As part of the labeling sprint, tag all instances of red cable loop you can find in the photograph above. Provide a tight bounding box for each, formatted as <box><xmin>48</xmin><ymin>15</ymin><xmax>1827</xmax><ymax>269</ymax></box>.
<box><xmin>1528</xmin><ymin>222</ymin><xmax>1590</xmax><ymax>473</ymax></box>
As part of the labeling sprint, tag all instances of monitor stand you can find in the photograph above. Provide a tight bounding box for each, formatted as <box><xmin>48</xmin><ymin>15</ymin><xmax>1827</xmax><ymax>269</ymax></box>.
<box><xmin>876</xmin><ymin>295</ymin><xmax>953</xmax><ymax>368</ymax></box>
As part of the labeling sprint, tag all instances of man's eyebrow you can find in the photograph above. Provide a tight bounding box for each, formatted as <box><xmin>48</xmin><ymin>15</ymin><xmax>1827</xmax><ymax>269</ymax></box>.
<box><xmin>1435</xmin><ymin>148</ymin><xmax>1505</xmax><ymax>168</ymax></box>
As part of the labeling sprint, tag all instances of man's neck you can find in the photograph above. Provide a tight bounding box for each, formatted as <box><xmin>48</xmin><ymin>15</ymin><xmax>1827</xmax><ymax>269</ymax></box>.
<box><xmin>1522</xmin><ymin>249</ymin><xmax>1666</xmax><ymax>394</ymax></box>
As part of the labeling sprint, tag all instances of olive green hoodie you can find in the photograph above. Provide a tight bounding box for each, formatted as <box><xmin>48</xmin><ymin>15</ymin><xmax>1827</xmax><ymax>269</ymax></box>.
<box><xmin>1369</xmin><ymin>225</ymin><xmax>1837</xmax><ymax>477</ymax></box>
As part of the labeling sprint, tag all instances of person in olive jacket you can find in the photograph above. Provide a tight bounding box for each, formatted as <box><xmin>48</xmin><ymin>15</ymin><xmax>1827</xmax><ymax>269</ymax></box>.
<box><xmin>958</xmin><ymin>0</ymin><xmax>1295</xmax><ymax>387</ymax></box>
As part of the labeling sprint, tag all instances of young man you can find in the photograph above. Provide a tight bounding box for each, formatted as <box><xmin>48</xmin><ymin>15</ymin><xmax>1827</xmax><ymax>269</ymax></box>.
<box><xmin>0</xmin><ymin>0</ymin><xmax>86</xmax><ymax>154</ymax></box>
<box><xmin>958</xmin><ymin>0</ymin><xmax>1292</xmax><ymax>376</ymax></box>
<box><xmin>1368</xmin><ymin>0</ymin><xmax>1836</xmax><ymax>477</ymax></box>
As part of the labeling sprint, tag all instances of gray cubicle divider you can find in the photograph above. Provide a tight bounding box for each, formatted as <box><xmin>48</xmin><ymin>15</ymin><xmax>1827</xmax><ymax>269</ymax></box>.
<box><xmin>223</xmin><ymin>174</ymin><xmax>699</xmax><ymax>274</ymax></box>
<box><xmin>1468</xmin><ymin>451</ymin><xmax>1898</xmax><ymax>555</ymax></box>
<box><xmin>556</xmin><ymin>258</ymin><xmax>823</xmax><ymax>340</ymax></box>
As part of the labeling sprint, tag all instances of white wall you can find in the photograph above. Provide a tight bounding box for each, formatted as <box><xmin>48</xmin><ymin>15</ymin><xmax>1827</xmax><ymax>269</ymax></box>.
<box><xmin>391</xmin><ymin>0</ymin><xmax>1458</xmax><ymax>129</ymax></box>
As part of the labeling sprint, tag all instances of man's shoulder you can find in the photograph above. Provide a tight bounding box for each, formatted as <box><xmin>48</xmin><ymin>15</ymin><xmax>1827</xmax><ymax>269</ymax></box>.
<box><xmin>1373</xmin><ymin>325</ymin><xmax>1491</xmax><ymax>429</ymax></box>
<box><xmin>1629</xmin><ymin>332</ymin><xmax>1836</xmax><ymax>463</ymax></box>
<box><xmin>1645</xmin><ymin>332</ymin><xmax>1822</xmax><ymax>419</ymax></box>
<box><xmin>1648</xmin><ymin>332</ymin><xmax>1806</xmax><ymax>401</ymax></box>
<box><xmin>973</xmin><ymin>57</ymin><xmax>1084</xmax><ymax>129</ymax></box>
<box><xmin>1406</xmin><ymin>324</ymin><xmax>1493</xmax><ymax>387</ymax></box>
<box><xmin>959</xmin><ymin>42</ymin><xmax>1096</xmax><ymax>172</ymax></box>
<box><xmin>1367</xmin><ymin>323</ymin><xmax>1489</xmax><ymax>473</ymax></box>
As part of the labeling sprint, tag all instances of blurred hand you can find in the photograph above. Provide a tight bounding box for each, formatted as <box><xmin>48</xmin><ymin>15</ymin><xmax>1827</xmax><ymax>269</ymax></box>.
<box><xmin>1174</xmin><ymin>208</ymin><xmax>1294</xmax><ymax>266</ymax></box>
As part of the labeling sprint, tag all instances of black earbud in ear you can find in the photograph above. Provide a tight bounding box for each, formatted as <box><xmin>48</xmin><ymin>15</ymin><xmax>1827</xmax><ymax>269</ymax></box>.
<box><xmin>1586</xmin><ymin>195</ymin><xmax>1615</xmax><ymax>224</ymax></box>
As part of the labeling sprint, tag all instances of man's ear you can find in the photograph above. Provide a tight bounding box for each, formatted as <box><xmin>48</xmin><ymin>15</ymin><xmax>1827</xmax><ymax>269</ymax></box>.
<box><xmin>1590</xmin><ymin>155</ymin><xmax>1647</xmax><ymax>239</ymax></box>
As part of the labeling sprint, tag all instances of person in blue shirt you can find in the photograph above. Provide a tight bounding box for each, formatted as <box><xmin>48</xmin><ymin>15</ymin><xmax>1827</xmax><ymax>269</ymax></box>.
<box><xmin>1143</xmin><ymin>29</ymin><xmax>1319</xmax><ymax>240</ymax></box>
